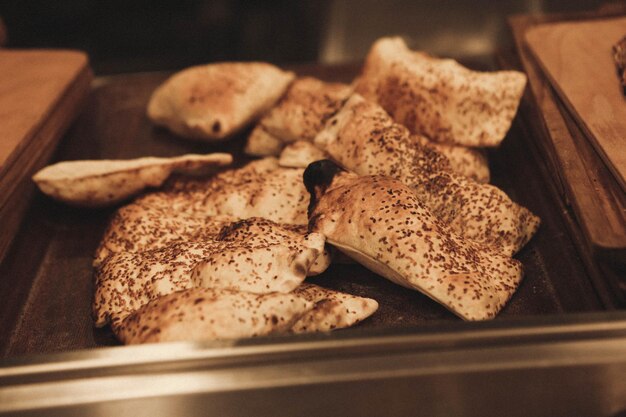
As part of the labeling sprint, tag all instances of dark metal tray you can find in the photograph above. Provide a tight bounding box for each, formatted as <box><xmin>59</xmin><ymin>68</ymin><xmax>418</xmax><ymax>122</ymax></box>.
<box><xmin>0</xmin><ymin>64</ymin><xmax>608</xmax><ymax>358</ymax></box>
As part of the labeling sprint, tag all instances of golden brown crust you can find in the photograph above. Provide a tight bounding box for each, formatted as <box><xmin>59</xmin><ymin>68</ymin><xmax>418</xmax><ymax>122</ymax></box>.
<box><xmin>114</xmin><ymin>288</ymin><xmax>313</xmax><ymax>344</ymax></box>
<box><xmin>354</xmin><ymin>37</ymin><xmax>526</xmax><ymax>147</ymax></box>
<box><xmin>315</xmin><ymin>95</ymin><xmax>539</xmax><ymax>256</ymax></box>
<box><xmin>32</xmin><ymin>153</ymin><xmax>232</xmax><ymax>208</ymax></box>
<box><xmin>305</xmin><ymin>169</ymin><xmax>523</xmax><ymax>321</ymax></box>
<box><xmin>148</xmin><ymin>62</ymin><xmax>295</xmax><ymax>141</ymax></box>
<box><xmin>260</xmin><ymin>77</ymin><xmax>353</xmax><ymax>143</ymax></box>
<box><xmin>290</xmin><ymin>283</ymin><xmax>378</xmax><ymax>332</ymax></box>
<box><xmin>278</xmin><ymin>140</ymin><xmax>328</xmax><ymax>168</ymax></box>
<box><xmin>93</xmin><ymin>217</ymin><xmax>326</xmax><ymax>328</ymax></box>
<box><xmin>411</xmin><ymin>135</ymin><xmax>490</xmax><ymax>183</ymax></box>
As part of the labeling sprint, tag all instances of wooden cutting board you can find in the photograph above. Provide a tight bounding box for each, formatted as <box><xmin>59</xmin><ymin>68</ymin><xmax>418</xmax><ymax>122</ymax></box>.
<box><xmin>525</xmin><ymin>16</ymin><xmax>626</xmax><ymax>192</ymax></box>
<box><xmin>0</xmin><ymin>50</ymin><xmax>92</xmax><ymax>263</ymax></box>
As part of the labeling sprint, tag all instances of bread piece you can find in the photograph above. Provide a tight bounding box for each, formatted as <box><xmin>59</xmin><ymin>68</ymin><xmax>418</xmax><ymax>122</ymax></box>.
<box><xmin>32</xmin><ymin>153</ymin><xmax>232</xmax><ymax>207</ymax></box>
<box><xmin>290</xmin><ymin>283</ymin><xmax>378</xmax><ymax>333</ymax></box>
<box><xmin>93</xmin><ymin>218</ymin><xmax>326</xmax><ymax>327</ymax></box>
<box><xmin>412</xmin><ymin>135</ymin><xmax>490</xmax><ymax>183</ymax></box>
<box><xmin>315</xmin><ymin>95</ymin><xmax>539</xmax><ymax>255</ymax></box>
<box><xmin>148</xmin><ymin>62</ymin><xmax>294</xmax><ymax>141</ymax></box>
<box><xmin>244</xmin><ymin>125</ymin><xmax>284</xmax><ymax>156</ymax></box>
<box><xmin>278</xmin><ymin>140</ymin><xmax>328</xmax><ymax>168</ymax></box>
<box><xmin>354</xmin><ymin>37</ymin><xmax>526</xmax><ymax>147</ymax></box>
<box><xmin>161</xmin><ymin>157</ymin><xmax>310</xmax><ymax>225</ymax></box>
<box><xmin>243</xmin><ymin>77</ymin><xmax>352</xmax><ymax>156</ymax></box>
<box><xmin>303</xmin><ymin>161</ymin><xmax>524</xmax><ymax>321</ymax></box>
<box><xmin>114</xmin><ymin>288</ymin><xmax>313</xmax><ymax>344</ymax></box>
<box><xmin>260</xmin><ymin>77</ymin><xmax>353</xmax><ymax>143</ymax></box>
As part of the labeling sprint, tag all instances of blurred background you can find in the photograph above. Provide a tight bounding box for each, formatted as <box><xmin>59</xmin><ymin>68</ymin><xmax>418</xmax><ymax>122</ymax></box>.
<box><xmin>0</xmin><ymin>0</ymin><xmax>608</xmax><ymax>74</ymax></box>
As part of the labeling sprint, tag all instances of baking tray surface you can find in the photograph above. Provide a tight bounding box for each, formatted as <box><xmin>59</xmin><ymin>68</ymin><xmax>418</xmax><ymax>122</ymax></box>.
<box><xmin>0</xmin><ymin>64</ymin><xmax>604</xmax><ymax>358</ymax></box>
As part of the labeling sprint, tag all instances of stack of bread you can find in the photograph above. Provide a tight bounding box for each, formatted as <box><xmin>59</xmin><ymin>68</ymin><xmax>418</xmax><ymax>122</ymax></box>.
<box><xmin>33</xmin><ymin>37</ymin><xmax>538</xmax><ymax>344</ymax></box>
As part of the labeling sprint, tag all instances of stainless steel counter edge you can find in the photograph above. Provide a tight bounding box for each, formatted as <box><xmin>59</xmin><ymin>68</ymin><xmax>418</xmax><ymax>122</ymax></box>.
<box><xmin>1</xmin><ymin>312</ymin><xmax>626</xmax><ymax>417</ymax></box>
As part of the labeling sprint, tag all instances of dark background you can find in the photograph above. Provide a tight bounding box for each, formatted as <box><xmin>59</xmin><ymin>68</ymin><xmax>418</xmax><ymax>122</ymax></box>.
<box><xmin>0</xmin><ymin>0</ymin><xmax>608</xmax><ymax>74</ymax></box>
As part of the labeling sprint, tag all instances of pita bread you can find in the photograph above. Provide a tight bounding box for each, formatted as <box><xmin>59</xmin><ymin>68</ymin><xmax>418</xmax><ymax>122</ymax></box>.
<box><xmin>162</xmin><ymin>157</ymin><xmax>310</xmax><ymax>225</ymax></box>
<box><xmin>93</xmin><ymin>218</ymin><xmax>326</xmax><ymax>327</ymax></box>
<box><xmin>315</xmin><ymin>95</ymin><xmax>539</xmax><ymax>255</ymax></box>
<box><xmin>304</xmin><ymin>161</ymin><xmax>524</xmax><ymax>321</ymax></box>
<box><xmin>32</xmin><ymin>153</ymin><xmax>232</xmax><ymax>208</ymax></box>
<box><xmin>114</xmin><ymin>288</ymin><xmax>313</xmax><ymax>344</ymax></box>
<box><xmin>278</xmin><ymin>140</ymin><xmax>327</xmax><ymax>168</ymax></box>
<box><xmin>353</xmin><ymin>37</ymin><xmax>526</xmax><ymax>147</ymax></box>
<box><xmin>260</xmin><ymin>77</ymin><xmax>353</xmax><ymax>143</ymax></box>
<box><xmin>148</xmin><ymin>62</ymin><xmax>294</xmax><ymax>141</ymax></box>
<box><xmin>411</xmin><ymin>135</ymin><xmax>490</xmax><ymax>183</ymax></box>
<box><xmin>243</xmin><ymin>77</ymin><xmax>352</xmax><ymax>156</ymax></box>
<box><xmin>243</xmin><ymin>125</ymin><xmax>284</xmax><ymax>156</ymax></box>
<box><xmin>290</xmin><ymin>283</ymin><xmax>378</xmax><ymax>333</ymax></box>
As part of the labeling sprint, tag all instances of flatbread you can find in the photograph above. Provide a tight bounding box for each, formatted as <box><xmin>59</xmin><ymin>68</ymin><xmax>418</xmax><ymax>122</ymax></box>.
<box><xmin>315</xmin><ymin>95</ymin><xmax>539</xmax><ymax>255</ymax></box>
<box><xmin>114</xmin><ymin>288</ymin><xmax>313</xmax><ymax>344</ymax></box>
<box><xmin>32</xmin><ymin>153</ymin><xmax>232</xmax><ymax>207</ymax></box>
<box><xmin>161</xmin><ymin>157</ymin><xmax>310</xmax><ymax>225</ymax></box>
<box><xmin>304</xmin><ymin>161</ymin><xmax>524</xmax><ymax>321</ymax></box>
<box><xmin>260</xmin><ymin>76</ymin><xmax>353</xmax><ymax>143</ymax></box>
<box><xmin>290</xmin><ymin>283</ymin><xmax>378</xmax><ymax>333</ymax></box>
<box><xmin>148</xmin><ymin>62</ymin><xmax>294</xmax><ymax>141</ymax></box>
<box><xmin>93</xmin><ymin>217</ymin><xmax>326</xmax><ymax>327</ymax></box>
<box><xmin>278</xmin><ymin>140</ymin><xmax>328</xmax><ymax>168</ymax></box>
<box><xmin>243</xmin><ymin>77</ymin><xmax>352</xmax><ymax>156</ymax></box>
<box><xmin>412</xmin><ymin>135</ymin><xmax>490</xmax><ymax>183</ymax></box>
<box><xmin>243</xmin><ymin>125</ymin><xmax>284</xmax><ymax>156</ymax></box>
<box><xmin>354</xmin><ymin>37</ymin><xmax>526</xmax><ymax>147</ymax></box>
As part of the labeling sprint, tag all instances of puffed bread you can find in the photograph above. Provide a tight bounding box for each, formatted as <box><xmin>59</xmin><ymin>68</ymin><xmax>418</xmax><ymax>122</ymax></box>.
<box><xmin>244</xmin><ymin>125</ymin><xmax>284</xmax><ymax>156</ymax></box>
<box><xmin>243</xmin><ymin>77</ymin><xmax>352</xmax><ymax>156</ymax></box>
<box><xmin>278</xmin><ymin>140</ymin><xmax>328</xmax><ymax>168</ymax></box>
<box><xmin>32</xmin><ymin>153</ymin><xmax>232</xmax><ymax>208</ymax></box>
<box><xmin>148</xmin><ymin>62</ymin><xmax>294</xmax><ymax>141</ymax></box>
<box><xmin>304</xmin><ymin>161</ymin><xmax>524</xmax><ymax>321</ymax></box>
<box><xmin>260</xmin><ymin>76</ymin><xmax>353</xmax><ymax>143</ymax></box>
<box><xmin>290</xmin><ymin>283</ymin><xmax>378</xmax><ymax>333</ymax></box>
<box><xmin>354</xmin><ymin>37</ymin><xmax>526</xmax><ymax>147</ymax></box>
<box><xmin>114</xmin><ymin>288</ymin><xmax>313</xmax><ymax>344</ymax></box>
<box><xmin>93</xmin><ymin>218</ymin><xmax>326</xmax><ymax>327</ymax></box>
<box><xmin>315</xmin><ymin>95</ymin><xmax>539</xmax><ymax>255</ymax></box>
<box><xmin>412</xmin><ymin>135</ymin><xmax>490</xmax><ymax>183</ymax></box>
<box><xmin>162</xmin><ymin>157</ymin><xmax>310</xmax><ymax>225</ymax></box>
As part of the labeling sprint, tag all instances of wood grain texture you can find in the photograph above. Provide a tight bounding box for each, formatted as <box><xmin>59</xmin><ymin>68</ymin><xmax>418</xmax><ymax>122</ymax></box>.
<box><xmin>511</xmin><ymin>14</ymin><xmax>626</xmax><ymax>257</ymax></box>
<box><xmin>525</xmin><ymin>16</ymin><xmax>626</xmax><ymax>192</ymax></box>
<box><xmin>509</xmin><ymin>11</ymin><xmax>626</xmax><ymax>305</ymax></box>
<box><xmin>0</xmin><ymin>50</ymin><xmax>92</xmax><ymax>264</ymax></box>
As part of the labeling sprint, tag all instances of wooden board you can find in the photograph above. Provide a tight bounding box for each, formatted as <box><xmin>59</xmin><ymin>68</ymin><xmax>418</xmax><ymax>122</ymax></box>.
<box><xmin>525</xmin><ymin>16</ymin><xmax>626</xmax><ymax>192</ymax></box>
<box><xmin>511</xmin><ymin>13</ymin><xmax>626</xmax><ymax>259</ymax></box>
<box><xmin>0</xmin><ymin>65</ymin><xmax>606</xmax><ymax>357</ymax></box>
<box><xmin>509</xmin><ymin>11</ymin><xmax>626</xmax><ymax>304</ymax></box>
<box><xmin>0</xmin><ymin>50</ymin><xmax>93</xmax><ymax>264</ymax></box>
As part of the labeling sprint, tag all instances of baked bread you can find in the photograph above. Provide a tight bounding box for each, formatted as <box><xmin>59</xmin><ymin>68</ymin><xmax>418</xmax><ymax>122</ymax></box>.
<box><xmin>411</xmin><ymin>135</ymin><xmax>490</xmax><ymax>183</ymax></box>
<box><xmin>93</xmin><ymin>218</ymin><xmax>326</xmax><ymax>327</ymax></box>
<box><xmin>304</xmin><ymin>161</ymin><xmax>524</xmax><ymax>320</ymax></box>
<box><xmin>354</xmin><ymin>37</ymin><xmax>526</xmax><ymax>147</ymax></box>
<box><xmin>244</xmin><ymin>77</ymin><xmax>352</xmax><ymax>156</ymax></box>
<box><xmin>32</xmin><ymin>153</ymin><xmax>232</xmax><ymax>207</ymax></box>
<box><xmin>148</xmin><ymin>62</ymin><xmax>294</xmax><ymax>141</ymax></box>
<box><xmin>161</xmin><ymin>157</ymin><xmax>310</xmax><ymax>225</ymax></box>
<box><xmin>244</xmin><ymin>125</ymin><xmax>284</xmax><ymax>156</ymax></box>
<box><xmin>114</xmin><ymin>288</ymin><xmax>313</xmax><ymax>344</ymax></box>
<box><xmin>315</xmin><ymin>95</ymin><xmax>539</xmax><ymax>255</ymax></box>
<box><xmin>278</xmin><ymin>140</ymin><xmax>328</xmax><ymax>168</ymax></box>
<box><xmin>290</xmin><ymin>283</ymin><xmax>378</xmax><ymax>333</ymax></box>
